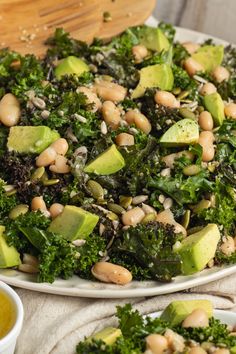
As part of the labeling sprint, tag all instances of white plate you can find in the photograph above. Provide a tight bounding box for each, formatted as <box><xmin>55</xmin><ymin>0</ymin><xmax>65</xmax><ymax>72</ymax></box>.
<box><xmin>149</xmin><ymin>309</ymin><xmax>236</xmax><ymax>326</ymax></box>
<box><xmin>0</xmin><ymin>20</ymin><xmax>235</xmax><ymax>298</ymax></box>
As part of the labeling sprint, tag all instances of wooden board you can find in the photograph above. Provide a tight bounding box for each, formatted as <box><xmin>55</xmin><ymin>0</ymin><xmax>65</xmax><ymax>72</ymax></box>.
<box><xmin>0</xmin><ymin>0</ymin><xmax>156</xmax><ymax>56</ymax></box>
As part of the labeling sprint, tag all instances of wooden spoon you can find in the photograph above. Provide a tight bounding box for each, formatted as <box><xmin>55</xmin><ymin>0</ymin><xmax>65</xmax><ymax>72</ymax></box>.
<box><xmin>0</xmin><ymin>0</ymin><xmax>156</xmax><ymax>56</ymax></box>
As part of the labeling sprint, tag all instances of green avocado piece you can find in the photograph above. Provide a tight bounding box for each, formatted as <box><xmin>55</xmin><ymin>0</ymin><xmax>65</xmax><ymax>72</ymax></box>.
<box><xmin>48</xmin><ymin>205</ymin><xmax>99</xmax><ymax>241</ymax></box>
<box><xmin>137</xmin><ymin>27</ymin><xmax>170</xmax><ymax>52</ymax></box>
<box><xmin>7</xmin><ymin>126</ymin><xmax>60</xmax><ymax>154</ymax></box>
<box><xmin>55</xmin><ymin>56</ymin><xmax>89</xmax><ymax>79</ymax></box>
<box><xmin>132</xmin><ymin>64</ymin><xmax>174</xmax><ymax>99</ymax></box>
<box><xmin>230</xmin><ymin>346</ymin><xmax>236</xmax><ymax>354</ymax></box>
<box><xmin>86</xmin><ymin>327</ymin><xmax>122</xmax><ymax>345</ymax></box>
<box><xmin>204</xmin><ymin>92</ymin><xmax>225</xmax><ymax>126</ymax></box>
<box><xmin>159</xmin><ymin>119</ymin><xmax>199</xmax><ymax>146</ymax></box>
<box><xmin>161</xmin><ymin>300</ymin><xmax>213</xmax><ymax>326</ymax></box>
<box><xmin>192</xmin><ymin>45</ymin><xmax>224</xmax><ymax>72</ymax></box>
<box><xmin>84</xmin><ymin>144</ymin><xmax>125</xmax><ymax>175</ymax></box>
<box><xmin>177</xmin><ymin>224</ymin><xmax>220</xmax><ymax>275</ymax></box>
<box><xmin>0</xmin><ymin>226</ymin><xmax>21</xmax><ymax>268</ymax></box>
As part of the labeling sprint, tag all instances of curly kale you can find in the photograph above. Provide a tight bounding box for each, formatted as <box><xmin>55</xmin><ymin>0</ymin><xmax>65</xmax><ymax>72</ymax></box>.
<box><xmin>0</xmin><ymin>179</ymin><xmax>18</xmax><ymax>220</ymax></box>
<box><xmin>112</xmin><ymin>222</ymin><xmax>182</xmax><ymax>281</ymax></box>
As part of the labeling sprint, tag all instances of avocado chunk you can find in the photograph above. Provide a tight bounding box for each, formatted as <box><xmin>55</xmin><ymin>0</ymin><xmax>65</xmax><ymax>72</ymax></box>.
<box><xmin>137</xmin><ymin>26</ymin><xmax>170</xmax><ymax>52</ymax></box>
<box><xmin>55</xmin><ymin>56</ymin><xmax>89</xmax><ymax>79</ymax></box>
<box><xmin>161</xmin><ymin>300</ymin><xmax>213</xmax><ymax>326</ymax></box>
<box><xmin>192</xmin><ymin>45</ymin><xmax>224</xmax><ymax>72</ymax></box>
<box><xmin>204</xmin><ymin>92</ymin><xmax>225</xmax><ymax>126</ymax></box>
<box><xmin>86</xmin><ymin>327</ymin><xmax>122</xmax><ymax>345</ymax></box>
<box><xmin>132</xmin><ymin>64</ymin><xmax>174</xmax><ymax>99</ymax></box>
<box><xmin>231</xmin><ymin>346</ymin><xmax>236</xmax><ymax>354</ymax></box>
<box><xmin>7</xmin><ymin>126</ymin><xmax>60</xmax><ymax>154</ymax></box>
<box><xmin>0</xmin><ymin>226</ymin><xmax>21</xmax><ymax>268</ymax></box>
<box><xmin>84</xmin><ymin>144</ymin><xmax>125</xmax><ymax>175</ymax></box>
<box><xmin>48</xmin><ymin>205</ymin><xmax>99</xmax><ymax>241</ymax></box>
<box><xmin>159</xmin><ymin>119</ymin><xmax>199</xmax><ymax>146</ymax></box>
<box><xmin>177</xmin><ymin>224</ymin><xmax>220</xmax><ymax>275</ymax></box>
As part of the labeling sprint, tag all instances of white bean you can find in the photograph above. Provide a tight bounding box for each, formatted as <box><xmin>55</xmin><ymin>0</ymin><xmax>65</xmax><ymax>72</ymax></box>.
<box><xmin>50</xmin><ymin>138</ymin><xmax>69</xmax><ymax>156</ymax></box>
<box><xmin>184</xmin><ymin>58</ymin><xmax>204</xmax><ymax>76</ymax></box>
<box><xmin>212</xmin><ymin>66</ymin><xmax>230</xmax><ymax>83</ymax></box>
<box><xmin>49</xmin><ymin>203</ymin><xmax>64</xmax><ymax>219</ymax></box>
<box><xmin>122</xmin><ymin>207</ymin><xmax>145</xmax><ymax>226</ymax></box>
<box><xmin>125</xmin><ymin>109</ymin><xmax>152</xmax><ymax>134</ymax></box>
<box><xmin>156</xmin><ymin>209</ymin><xmax>187</xmax><ymax>236</ymax></box>
<box><xmin>115</xmin><ymin>132</ymin><xmax>134</xmax><ymax>146</ymax></box>
<box><xmin>220</xmin><ymin>236</ymin><xmax>235</xmax><ymax>256</ymax></box>
<box><xmin>49</xmin><ymin>155</ymin><xmax>70</xmax><ymax>174</ymax></box>
<box><xmin>36</xmin><ymin>147</ymin><xmax>57</xmax><ymax>167</ymax></box>
<box><xmin>200</xmin><ymin>83</ymin><xmax>217</xmax><ymax>96</ymax></box>
<box><xmin>145</xmin><ymin>334</ymin><xmax>168</xmax><ymax>354</ymax></box>
<box><xmin>154</xmin><ymin>91</ymin><xmax>180</xmax><ymax>108</ymax></box>
<box><xmin>102</xmin><ymin>101</ymin><xmax>121</xmax><ymax>130</ymax></box>
<box><xmin>225</xmin><ymin>103</ymin><xmax>236</xmax><ymax>119</ymax></box>
<box><xmin>189</xmin><ymin>347</ymin><xmax>207</xmax><ymax>354</ymax></box>
<box><xmin>198</xmin><ymin>111</ymin><xmax>214</xmax><ymax>131</ymax></box>
<box><xmin>94</xmin><ymin>80</ymin><xmax>127</xmax><ymax>102</ymax></box>
<box><xmin>198</xmin><ymin>131</ymin><xmax>215</xmax><ymax>162</ymax></box>
<box><xmin>182</xmin><ymin>309</ymin><xmax>209</xmax><ymax>328</ymax></box>
<box><xmin>162</xmin><ymin>151</ymin><xmax>194</xmax><ymax>169</ymax></box>
<box><xmin>31</xmin><ymin>196</ymin><xmax>47</xmax><ymax>212</ymax></box>
<box><xmin>182</xmin><ymin>42</ymin><xmax>200</xmax><ymax>54</ymax></box>
<box><xmin>132</xmin><ymin>44</ymin><xmax>148</xmax><ymax>62</ymax></box>
<box><xmin>213</xmin><ymin>349</ymin><xmax>230</xmax><ymax>354</ymax></box>
<box><xmin>0</xmin><ymin>93</ymin><xmax>21</xmax><ymax>127</ymax></box>
<box><xmin>77</xmin><ymin>86</ymin><xmax>102</xmax><ymax>112</ymax></box>
<box><xmin>91</xmin><ymin>262</ymin><xmax>132</xmax><ymax>285</ymax></box>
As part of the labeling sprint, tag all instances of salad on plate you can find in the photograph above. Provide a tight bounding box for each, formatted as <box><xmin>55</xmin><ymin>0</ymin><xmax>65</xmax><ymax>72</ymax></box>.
<box><xmin>0</xmin><ymin>22</ymin><xmax>236</xmax><ymax>285</ymax></box>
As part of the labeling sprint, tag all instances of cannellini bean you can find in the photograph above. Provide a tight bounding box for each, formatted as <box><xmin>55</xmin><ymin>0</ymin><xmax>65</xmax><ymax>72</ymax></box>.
<box><xmin>198</xmin><ymin>111</ymin><xmax>214</xmax><ymax>131</ymax></box>
<box><xmin>115</xmin><ymin>132</ymin><xmax>134</xmax><ymax>146</ymax></box>
<box><xmin>182</xmin><ymin>41</ymin><xmax>200</xmax><ymax>54</ymax></box>
<box><xmin>154</xmin><ymin>91</ymin><xmax>180</xmax><ymax>108</ymax></box>
<box><xmin>198</xmin><ymin>131</ymin><xmax>215</xmax><ymax>162</ymax></box>
<box><xmin>162</xmin><ymin>151</ymin><xmax>194</xmax><ymax>169</ymax></box>
<box><xmin>156</xmin><ymin>209</ymin><xmax>187</xmax><ymax>236</ymax></box>
<box><xmin>31</xmin><ymin>196</ymin><xmax>47</xmax><ymax>211</ymax></box>
<box><xmin>225</xmin><ymin>103</ymin><xmax>236</xmax><ymax>119</ymax></box>
<box><xmin>0</xmin><ymin>93</ymin><xmax>21</xmax><ymax>127</ymax></box>
<box><xmin>102</xmin><ymin>101</ymin><xmax>121</xmax><ymax>130</ymax></box>
<box><xmin>91</xmin><ymin>261</ymin><xmax>132</xmax><ymax>285</ymax></box>
<box><xmin>22</xmin><ymin>254</ymin><xmax>39</xmax><ymax>267</ymax></box>
<box><xmin>213</xmin><ymin>349</ymin><xmax>230</xmax><ymax>354</ymax></box>
<box><xmin>50</xmin><ymin>138</ymin><xmax>69</xmax><ymax>156</ymax></box>
<box><xmin>122</xmin><ymin>207</ymin><xmax>145</xmax><ymax>226</ymax></box>
<box><xmin>184</xmin><ymin>58</ymin><xmax>204</xmax><ymax>76</ymax></box>
<box><xmin>18</xmin><ymin>263</ymin><xmax>39</xmax><ymax>274</ymax></box>
<box><xmin>220</xmin><ymin>236</ymin><xmax>235</xmax><ymax>256</ymax></box>
<box><xmin>49</xmin><ymin>155</ymin><xmax>70</xmax><ymax>173</ymax></box>
<box><xmin>200</xmin><ymin>82</ymin><xmax>217</xmax><ymax>96</ymax></box>
<box><xmin>125</xmin><ymin>109</ymin><xmax>151</xmax><ymax>134</ymax></box>
<box><xmin>189</xmin><ymin>347</ymin><xmax>207</xmax><ymax>354</ymax></box>
<box><xmin>36</xmin><ymin>147</ymin><xmax>57</xmax><ymax>167</ymax></box>
<box><xmin>94</xmin><ymin>80</ymin><xmax>127</xmax><ymax>102</ymax></box>
<box><xmin>212</xmin><ymin>66</ymin><xmax>230</xmax><ymax>83</ymax></box>
<box><xmin>145</xmin><ymin>334</ymin><xmax>168</xmax><ymax>354</ymax></box>
<box><xmin>49</xmin><ymin>203</ymin><xmax>64</xmax><ymax>219</ymax></box>
<box><xmin>164</xmin><ymin>329</ymin><xmax>185</xmax><ymax>352</ymax></box>
<box><xmin>182</xmin><ymin>309</ymin><xmax>209</xmax><ymax>328</ymax></box>
<box><xmin>132</xmin><ymin>44</ymin><xmax>148</xmax><ymax>62</ymax></box>
<box><xmin>77</xmin><ymin>86</ymin><xmax>102</xmax><ymax>112</ymax></box>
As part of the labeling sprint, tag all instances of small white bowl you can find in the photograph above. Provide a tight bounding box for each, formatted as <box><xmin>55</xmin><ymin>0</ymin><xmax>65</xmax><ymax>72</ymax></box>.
<box><xmin>0</xmin><ymin>281</ymin><xmax>24</xmax><ymax>354</ymax></box>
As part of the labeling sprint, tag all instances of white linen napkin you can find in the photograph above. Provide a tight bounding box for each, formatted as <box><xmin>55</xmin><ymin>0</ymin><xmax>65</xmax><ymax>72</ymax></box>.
<box><xmin>15</xmin><ymin>272</ymin><xmax>236</xmax><ymax>354</ymax></box>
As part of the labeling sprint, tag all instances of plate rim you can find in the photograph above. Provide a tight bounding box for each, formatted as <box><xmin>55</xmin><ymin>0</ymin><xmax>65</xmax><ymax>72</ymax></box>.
<box><xmin>1</xmin><ymin>19</ymin><xmax>235</xmax><ymax>298</ymax></box>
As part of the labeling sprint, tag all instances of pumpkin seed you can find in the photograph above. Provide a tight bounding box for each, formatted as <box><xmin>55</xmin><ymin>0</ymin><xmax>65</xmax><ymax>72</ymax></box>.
<box><xmin>187</xmin><ymin>226</ymin><xmax>204</xmax><ymax>235</ymax></box>
<box><xmin>31</xmin><ymin>167</ymin><xmax>45</xmax><ymax>181</ymax></box>
<box><xmin>43</xmin><ymin>179</ymin><xmax>60</xmax><ymax>186</ymax></box>
<box><xmin>197</xmin><ymin>105</ymin><xmax>205</xmax><ymax>113</ymax></box>
<box><xmin>6</xmin><ymin>188</ymin><xmax>17</xmax><ymax>196</ymax></box>
<box><xmin>107</xmin><ymin>211</ymin><xmax>119</xmax><ymax>221</ymax></box>
<box><xmin>183</xmin><ymin>164</ymin><xmax>201</xmax><ymax>176</ymax></box>
<box><xmin>107</xmin><ymin>203</ymin><xmax>125</xmax><ymax>215</ymax></box>
<box><xmin>9</xmin><ymin>204</ymin><xmax>29</xmax><ymax>220</ymax></box>
<box><xmin>172</xmin><ymin>87</ymin><xmax>181</xmax><ymax>95</ymax></box>
<box><xmin>192</xmin><ymin>199</ymin><xmax>211</xmax><ymax>214</ymax></box>
<box><xmin>181</xmin><ymin>210</ymin><xmax>191</xmax><ymax>229</ymax></box>
<box><xmin>179</xmin><ymin>107</ymin><xmax>196</xmax><ymax>120</ymax></box>
<box><xmin>41</xmin><ymin>171</ymin><xmax>49</xmax><ymax>182</ymax></box>
<box><xmin>177</xmin><ymin>90</ymin><xmax>190</xmax><ymax>100</ymax></box>
<box><xmin>141</xmin><ymin>213</ymin><xmax>156</xmax><ymax>224</ymax></box>
<box><xmin>87</xmin><ymin>180</ymin><xmax>104</xmax><ymax>200</ymax></box>
<box><xmin>132</xmin><ymin>195</ymin><xmax>148</xmax><ymax>205</ymax></box>
<box><xmin>119</xmin><ymin>196</ymin><xmax>132</xmax><ymax>208</ymax></box>
<box><xmin>3</xmin><ymin>184</ymin><xmax>15</xmax><ymax>193</ymax></box>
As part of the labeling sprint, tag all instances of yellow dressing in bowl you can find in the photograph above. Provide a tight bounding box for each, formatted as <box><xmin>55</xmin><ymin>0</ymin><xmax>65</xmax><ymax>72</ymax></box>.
<box><xmin>0</xmin><ymin>290</ymin><xmax>16</xmax><ymax>339</ymax></box>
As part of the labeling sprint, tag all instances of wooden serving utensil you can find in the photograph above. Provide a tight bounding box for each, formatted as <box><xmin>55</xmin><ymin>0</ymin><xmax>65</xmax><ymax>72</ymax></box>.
<box><xmin>0</xmin><ymin>0</ymin><xmax>156</xmax><ymax>56</ymax></box>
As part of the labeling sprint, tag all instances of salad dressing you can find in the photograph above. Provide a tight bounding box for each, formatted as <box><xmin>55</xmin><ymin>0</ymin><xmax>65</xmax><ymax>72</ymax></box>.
<box><xmin>0</xmin><ymin>291</ymin><xmax>16</xmax><ymax>339</ymax></box>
